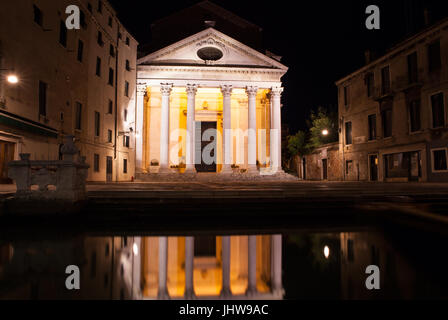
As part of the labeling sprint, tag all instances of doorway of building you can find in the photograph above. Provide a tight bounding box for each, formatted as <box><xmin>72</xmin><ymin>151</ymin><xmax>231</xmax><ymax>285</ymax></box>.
<box><xmin>106</xmin><ymin>156</ymin><xmax>113</xmax><ymax>182</ymax></box>
<box><xmin>322</xmin><ymin>159</ymin><xmax>328</xmax><ymax>180</ymax></box>
<box><xmin>369</xmin><ymin>154</ymin><xmax>378</xmax><ymax>181</ymax></box>
<box><xmin>0</xmin><ymin>141</ymin><xmax>15</xmax><ymax>184</ymax></box>
<box><xmin>302</xmin><ymin>158</ymin><xmax>306</xmax><ymax>180</ymax></box>
<box><xmin>195</xmin><ymin>121</ymin><xmax>217</xmax><ymax>173</ymax></box>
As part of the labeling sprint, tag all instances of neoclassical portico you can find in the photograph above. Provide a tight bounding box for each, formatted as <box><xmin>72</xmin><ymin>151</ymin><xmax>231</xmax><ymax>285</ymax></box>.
<box><xmin>136</xmin><ymin>28</ymin><xmax>288</xmax><ymax>178</ymax></box>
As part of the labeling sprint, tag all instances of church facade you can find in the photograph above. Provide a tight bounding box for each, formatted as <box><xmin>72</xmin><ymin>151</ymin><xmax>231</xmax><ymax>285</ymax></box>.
<box><xmin>135</xmin><ymin>28</ymin><xmax>288</xmax><ymax>177</ymax></box>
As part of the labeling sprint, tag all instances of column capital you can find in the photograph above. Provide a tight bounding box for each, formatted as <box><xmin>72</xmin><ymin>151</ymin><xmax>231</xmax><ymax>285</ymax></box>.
<box><xmin>160</xmin><ymin>83</ymin><xmax>173</xmax><ymax>96</ymax></box>
<box><xmin>246</xmin><ymin>86</ymin><xmax>259</xmax><ymax>97</ymax></box>
<box><xmin>221</xmin><ymin>85</ymin><xmax>233</xmax><ymax>97</ymax></box>
<box><xmin>186</xmin><ymin>84</ymin><xmax>198</xmax><ymax>95</ymax></box>
<box><xmin>271</xmin><ymin>87</ymin><xmax>284</xmax><ymax>97</ymax></box>
<box><xmin>137</xmin><ymin>83</ymin><xmax>147</xmax><ymax>96</ymax></box>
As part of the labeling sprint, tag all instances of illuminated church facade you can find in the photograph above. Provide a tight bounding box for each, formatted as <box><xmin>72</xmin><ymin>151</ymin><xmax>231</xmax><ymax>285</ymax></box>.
<box><xmin>135</xmin><ymin>25</ymin><xmax>288</xmax><ymax>177</ymax></box>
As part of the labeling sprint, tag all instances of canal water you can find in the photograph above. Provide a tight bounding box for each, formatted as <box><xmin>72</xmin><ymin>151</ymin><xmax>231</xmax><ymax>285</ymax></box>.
<box><xmin>0</xmin><ymin>227</ymin><xmax>447</xmax><ymax>300</ymax></box>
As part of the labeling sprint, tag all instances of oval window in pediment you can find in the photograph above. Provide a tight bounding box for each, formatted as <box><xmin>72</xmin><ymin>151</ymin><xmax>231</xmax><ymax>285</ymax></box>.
<box><xmin>197</xmin><ymin>47</ymin><xmax>223</xmax><ymax>61</ymax></box>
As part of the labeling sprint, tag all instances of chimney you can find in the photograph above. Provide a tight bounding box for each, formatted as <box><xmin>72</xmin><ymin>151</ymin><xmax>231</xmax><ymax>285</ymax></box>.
<box><xmin>424</xmin><ymin>8</ymin><xmax>430</xmax><ymax>26</ymax></box>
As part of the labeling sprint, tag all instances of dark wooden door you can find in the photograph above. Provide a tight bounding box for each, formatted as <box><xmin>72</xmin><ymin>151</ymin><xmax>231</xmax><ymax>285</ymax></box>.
<box><xmin>0</xmin><ymin>141</ymin><xmax>15</xmax><ymax>184</ymax></box>
<box><xmin>106</xmin><ymin>156</ymin><xmax>113</xmax><ymax>182</ymax></box>
<box><xmin>195</xmin><ymin>121</ymin><xmax>217</xmax><ymax>173</ymax></box>
<box><xmin>322</xmin><ymin>159</ymin><xmax>328</xmax><ymax>180</ymax></box>
<box><xmin>369</xmin><ymin>155</ymin><xmax>378</xmax><ymax>181</ymax></box>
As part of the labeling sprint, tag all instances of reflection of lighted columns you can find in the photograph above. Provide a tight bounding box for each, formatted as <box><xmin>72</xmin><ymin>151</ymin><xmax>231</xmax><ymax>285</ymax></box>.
<box><xmin>220</xmin><ymin>236</ymin><xmax>232</xmax><ymax>297</ymax></box>
<box><xmin>246</xmin><ymin>235</ymin><xmax>257</xmax><ymax>296</ymax></box>
<box><xmin>271</xmin><ymin>235</ymin><xmax>283</xmax><ymax>297</ymax></box>
<box><xmin>158</xmin><ymin>237</ymin><xmax>169</xmax><ymax>299</ymax></box>
<box><xmin>132</xmin><ymin>237</ymin><xmax>142</xmax><ymax>299</ymax></box>
<box><xmin>184</xmin><ymin>237</ymin><xmax>196</xmax><ymax>299</ymax></box>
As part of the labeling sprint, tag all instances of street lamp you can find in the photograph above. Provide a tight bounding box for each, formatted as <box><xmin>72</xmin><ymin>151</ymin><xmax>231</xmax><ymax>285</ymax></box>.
<box><xmin>6</xmin><ymin>74</ymin><xmax>19</xmax><ymax>84</ymax></box>
<box><xmin>322</xmin><ymin>129</ymin><xmax>329</xmax><ymax>136</ymax></box>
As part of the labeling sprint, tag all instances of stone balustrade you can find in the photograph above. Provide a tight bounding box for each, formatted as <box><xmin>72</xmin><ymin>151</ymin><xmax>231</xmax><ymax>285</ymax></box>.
<box><xmin>8</xmin><ymin>136</ymin><xmax>89</xmax><ymax>201</ymax></box>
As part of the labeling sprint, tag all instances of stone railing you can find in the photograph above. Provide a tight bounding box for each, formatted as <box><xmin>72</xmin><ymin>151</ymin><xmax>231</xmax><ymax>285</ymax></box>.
<box><xmin>8</xmin><ymin>136</ymin><xmax>89</xmax><ymax>201</ymax></box>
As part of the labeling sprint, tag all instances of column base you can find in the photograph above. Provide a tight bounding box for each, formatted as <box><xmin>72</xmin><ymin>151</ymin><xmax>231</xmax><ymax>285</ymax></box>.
<box><xmin>157</xmin><ymin>288</ymin><xmax>170</xmax><ymax>300</ymax></box>
<box><xmin>184</xmin><ymin>289</ymin><xmax>197</xmax><ymax>300</ymax></box>
<box><xmin>220</xmin><ymin>165</ymin><xmax>233</xmax><ymax>175</ymax></box>
<box><xmin>220</xmin><ymin>287</ymin><xmax>233</xmax><ymax>298</ymax></box>
<box><xmin>184</xmin><ymin>165</ymin><xmax>197</xmax><ymax>174</ymax></box>
<box><xmin>246</xmin><ymin>165</ymin><xmax>259</xmax><ymax>175</ymax></box>
<box><xmin>158</xmin><ymin>165</ymin><xmax>172</xmax><ymax>174</ymax></box>
<box><xmin>245</xmin><ymin>287</ymin><xmax>258</xmax><ymax>298</ymax></box>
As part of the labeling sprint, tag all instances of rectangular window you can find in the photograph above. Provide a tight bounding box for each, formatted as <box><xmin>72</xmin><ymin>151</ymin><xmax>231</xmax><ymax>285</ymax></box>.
<box><xmin>124</xmin><ymin>81</ymin><xmax>129</xmax><ymax>97</ymax></box>
<box><xmin>59</xmin><ymin>20</ymin><xmax>67</xmax><ymax>47</ymax></box>
<box><xmin>33</xmin><ymin>5</ymin><xmax>43</xmax><ymax>26</ymax></box>
<box><xmin>108</xmin><ymin>100</ymin><xmax>113</xmax><ymax>114</ymax></box>
<box><xmin>126</xmin><ymin>37</ymin><xmax>130</xmax><ymax>46</ymax></box>
<box><xmin>432</xmin><ymin>149</ymin><xmax>448</xmax><ymax>172</ymax></box>
<box><xmin>77</xmin><ymin>40</ymin><xmax>84</xmax><ymax>62</ymax></box>
<box><xmin>345</xmin><ymin>122</ymin><xmax>352</xmax><ymax>145</ymax></box>
<box><xmin>345</xmin><ymin>160</ymin><xmax>353</xmax><ymax>175</ymax></box>
<box><xmin>409</xmin><ymin>99</ymin><xmax>421</xmax><ymax>132</ymax></box>
<box><xmin>343</xmin><ymin>86</ymin><xmax>349</xmax><ymax>106</ymax></box>
<box><xmin>38</xmin><ymin>81</ymin><xmax>47</xmax><ymax>116</ymax></box>
<box><xmin>126</xmin><ymin>60</ymin><xmax>131</xmax><ymax>71</ymax></box>
<box><xmin>94</xmin><ymin>111</ymin><xmax>100</xmax><ymax>137</ymax></box>
<box><xmin>382</xmin><ymin>108</ymin><xmax>393</xmax><ymax>138</ymax></box>
<box><xmin>366</xmin><ymin>73</ymin><xmax>374</xmax><ymax>98</ymax></box>
<box><xmin>96</xmin><ymin>57</ymin><xmax>101</xmax><ymax>76</ymax></box>
<box><xmin>94</xmin><ymin>154</ymin><xmax>100</xmax><ymax>172</ymax></box>
<box><xmin>124</xmin><ymin>109</ymin><xmax>128</xmax><ymax>122</ymax></box>
<box><xmin>108</xmin><ymin>16</ymin><xmax>113</xmax><ymax>27</ymax></box>
<box><xmin>109</xmin><ymin>44</ymin><xmax>115</xmax><ymax>57</ymax></box>
<box><xmin>123</xmin><ymin>159</ymin><xmax>128</xmax><ymax>174</ymax></box>
<box><xmin>123</xmin><ymin>135</ymin><xmax>130</xmax><ymax>148</ymax></box>
<box><xmin>368</xmin><ymin>114</ymin><xmax>377</xmax><ymax>141</ymax></box>
<box><xmin>108</xmin><ymin>129</ymin><xmax>113</xmax><ymax>143</ymax></box>
<box><xmin>97</xmin><ymin>31</ymin><xmax>104</xmax><ymax>46</ymax></box>
<box><xmin>381</xmin><ymin>66</ymin><xmax>391</xmax><ymax>95</ymax></box>
<box><xmin>75</xmin><ymin>102</ymin><xmax>82</xmax><ymax>130</ymax></box>
<box><xmin>431</xmin><ymin>93</ymin><xmax>445</xmax><ymax>128</ymax></box>
<box><xmin>407</xmin><ymin>52</ymin><xmax>418</xmax><ymax>84</ymax></box>
<box><xmin>428</xmin><ymin>40</ymin><xmax>441</xmax><ymax>73</ymax></box>
<box><xmin>87</xmin><ymin>3</ymin><xmax>92</xmax><ymax>12</ymax></box>
<box><xmin>108</xmin><ymin>68</ymin><xmax>114</xmax><ymax>86</ymax></box>
<box><xmin>98</xmin><ymin>0</ymin><xmax>103</xmax><ymax>13</ymax></box>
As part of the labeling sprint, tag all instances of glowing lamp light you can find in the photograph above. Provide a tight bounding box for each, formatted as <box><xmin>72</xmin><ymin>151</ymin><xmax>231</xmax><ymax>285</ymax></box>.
<box><xmin>324</xmin><ymin>246</ymin><xmax>330</xmax><ymax>259</ymax></box>
<box><xmin>7</xmin><ymin>74</ymin><xmax>19</xmax><ymax>84</ymax></box>
<box><xmin>322</xmin><ymin>129</ymin><xmax>329</xmax><ymax>136</ymax></box>
<box><xmin>133</xmin><ymin>243</ymin><xmax>139</xmax><ymax>256</ymax></box>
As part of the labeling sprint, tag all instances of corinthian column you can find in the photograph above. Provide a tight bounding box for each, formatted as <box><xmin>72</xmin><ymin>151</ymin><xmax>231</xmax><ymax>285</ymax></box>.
<box><xmin>221</xmin><ymin>85</ymin><xmax>233</xmax><ymax>174</ymax></box>
<box><xmin>135</xmin><ymin>84</ymin><xmax>147</xmax><ymax>174</ymax></box>
<box><xmin>185</xmin><ymin>85</ymin><xmax>198</xmax><ymax>173</ymax></box>
<box><xmin>246</xmin><ymin>86</ymin><xmax>258</xmax><ymax>174</ymax></box>
<box><xmin>159</xmin><ymin>83</ymin><xmax>173</xmax><ymax>174</ymax></box>
<box><xmin>270</xmin><ymin>87</ymin><xmax>284</xmax><ymax>174</ymax></box>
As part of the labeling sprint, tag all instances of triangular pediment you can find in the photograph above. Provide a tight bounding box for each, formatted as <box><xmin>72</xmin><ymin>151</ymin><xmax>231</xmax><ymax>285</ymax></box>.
<box><xmin>138</xmin><ymin>28</ymin><xmax>288</xmax><ymax>72</ymax></box>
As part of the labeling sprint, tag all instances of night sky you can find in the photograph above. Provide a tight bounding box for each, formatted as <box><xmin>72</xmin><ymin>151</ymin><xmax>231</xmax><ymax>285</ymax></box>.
<box><xmin>109</xmin><ymin>0</ymin><xmax>448</xmax><ymax>133</ymax></box>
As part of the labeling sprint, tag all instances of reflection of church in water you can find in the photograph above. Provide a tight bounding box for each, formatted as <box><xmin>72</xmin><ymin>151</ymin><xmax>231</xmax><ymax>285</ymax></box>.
<box><xmin>141</xmin><ymin>235</ymin><xmax>283</xmax><ymax>299</ymax></box>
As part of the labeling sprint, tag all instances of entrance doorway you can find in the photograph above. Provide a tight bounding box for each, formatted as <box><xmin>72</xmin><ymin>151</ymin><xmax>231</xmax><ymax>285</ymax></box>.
<box><xmin>195</xmin><ymin>121</ymin><xmax>217</xmax><ymax>173</ymax></box>
<box><xmin>106</xmin><ymin>156</ymin><xmax>113</xmax><ymax>182</ymax></box>
<box><xmin>322</xmin><ymin>159</ymin><xmax>328</xmax><ymax>180</ymax></box>
<box><xmin>0</xmin><ymin>141</ymin><xmax>15</xmax><ymax>184</ymax></box>
<box><xmin>369</xmin><ymin>154</ymin><xmax>378</xmax><ymax>181</ymax></box>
